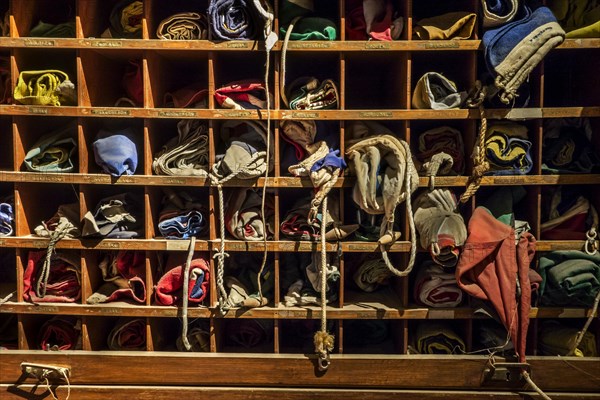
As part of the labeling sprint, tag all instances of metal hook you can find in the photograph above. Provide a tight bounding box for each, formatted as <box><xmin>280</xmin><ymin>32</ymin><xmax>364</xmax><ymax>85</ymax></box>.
<box><xmin>585</xmin><ymin>228</ymin><xmax>598</xmax><ymax>255</ymax></box>
<box><xmin>317</xmin><ymin>353</ymin><xmax>331</xmax><ymax>371</ymax></box>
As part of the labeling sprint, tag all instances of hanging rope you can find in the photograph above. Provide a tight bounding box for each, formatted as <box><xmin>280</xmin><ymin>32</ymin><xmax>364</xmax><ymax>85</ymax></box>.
<box><xmin>314</xmin><ymin>195</ymin><xmax>334</xmax><ymax>371</ymax></box>
<box><xmin>522</xmin><ymin>371</ymin><xmax>553</xmax><ymax>400</ymax></box>
<box><xmin>569</xmin><ymin>289</ymin><xmax>600</xmax><ymax>356</ymax></box>
<box><xmin>180</xmin><ymin>236</ymin><xmax>197</xmax><ymax>351</ymax></box>
<box><xmin>460</xmin><ymin>81</ymin><xmax>489</xmax><ymax>204</ymax></box>
<box><xmin>36</xmin><ymin>224</ymin><xmax>72</xmax><ymax>298</ymax></box>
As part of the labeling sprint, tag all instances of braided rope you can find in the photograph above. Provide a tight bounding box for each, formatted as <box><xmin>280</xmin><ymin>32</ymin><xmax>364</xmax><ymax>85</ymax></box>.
<box><xmin>280</xmin><ymin>17</ymin><xmax>301</xmax><ymax>108</ymax></box>
<box><xmin>180</xmin><ymin>236</ymin><xmax>196</xmax><ymax>351</ymax></box>
<box><xmin>569</xmin><ymin>289</ymin><xmax>600</xmax><ymax>356</ymax></box>
<box><xmin>36</xmin><ymin>224</ymin><xmax>71</xmax><ymax>298</ymax></box>
<box><xmin>460</xmin><ymin>82</ymin><xmax>489</xmax><ymax>204</ymax></box>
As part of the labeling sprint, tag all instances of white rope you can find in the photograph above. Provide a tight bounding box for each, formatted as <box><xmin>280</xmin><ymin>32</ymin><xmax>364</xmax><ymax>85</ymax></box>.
<box><xmin>180</xmin><ymin>236</ymin><xmax>197</xmax><ymax>351</ymax></box>
<box><xmin>43</xmin><ymin>369</ymin><xmax>70</xmax><ymax>400</ymax></box>
<box><xmin>0</xmin><ymin>291</ymin><xmax>15</xmax><ymax>305</ymax></box>
<box><xmin>522</xmin><ymin>371</ymin><xmax>553</xmax><ymax>400</ymax></box>
<box><xmin>280</xmin><ymin>17</ymin><xmax>301</xmax><ymax>108</ymax></box>
<box><xmin>569</xmin><ymin>289</ymin><xmax>600</xmax><ymax>356</ymax></box>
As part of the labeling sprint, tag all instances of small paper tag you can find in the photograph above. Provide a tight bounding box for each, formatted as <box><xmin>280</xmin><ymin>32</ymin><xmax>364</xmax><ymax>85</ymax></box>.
<box><xmin>265</xmin><ymin>32</ymin><xmax>278</xmax><ymax>51</ymax></box>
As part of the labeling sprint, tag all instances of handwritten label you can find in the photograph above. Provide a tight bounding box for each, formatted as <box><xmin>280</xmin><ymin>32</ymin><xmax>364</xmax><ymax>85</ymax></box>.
<box><xmin>116</xmin><ymin>176</ymin><xmax>135</xmax><ymax>183</ymax></box>
<box><xmin>225</xmin><ymin>111</ymin><xmax>251</xmax><ymax>118</ymax></box>
<box><xmin>164</xmin><ymin>178</ymin><xmax>186</xmax><ymax>185</ymax></box>
<box><xmin>492</xmin><ymin>176</ymin><xmax>523</xmax><ymax>185</ymax></box>
<box><xmin>428</xmin><ymin>309</ymin><xmax>455</xmax><ymax>319</ymax></box>
<box><xmin>226</xmin><ymin>42</ymin><xmax>250</xmax><ymax>49</ymax></box>
<box><xmin>424</xmin><ymin>41</ymin><xmax>460</xmax><ymax>49</ymax></box>
<box><xmin>359</xmin><ymin>111</ymin><xmax>393</xmax><ymax>118</ymax></box>
<box><xmin>91</xmin><ymin>40</ymin><xmax>123</xmax><ymax>48</ymax></box>
<box><xmin>30</xmin><ymin>174</ymin><xmax>65</xmax><ymax>182</ymax></box>
<box><xmin>91</xmin><ymin>108</ymin><xmax>130</xmax><ymax>116</ymax></box>
<box><xmin>29</xmin><ymin>107</ymin><xmax>48</xmax><ymax>114</ymax></box>
<box><xmin>82</xmin><ymin>175</ymin><xmax>107</xmax><ymax>183</ymax></box>
<box><xmin>289</xmin><ymin>42</ymin><xmax>331</xmax><ymax>49</ymax></box>
<box><xmin>36</xmin><ymin>306</ymin><xmax>59</xmax><ymax>313</ymax></box>
<box><xmin>365</xmin><ymin>42</ymin><xmax>390</xmax><ymax>49</ymax></box>
<box><xmin>504</xmin><ymin>108</ymin><xmax>542</xmax><ymax>120</ymax></box>
<box><xmin>347</xmin><ymin>244</ymin><xmax>375</xmax><ymax>251</ymax></box>
<box><xmin>291</xmin><ymin>112</ymin><xmax>319</xmax><ymax>119</ymax></box>
<box><xmin>166</xmin><ymin>240</ymin><xmax>189</xmax><ymax>251</ymax></box>
<box><xmin>158</xmin><ymin>110</ymin><xmax>196</xmax><ymax>117</ymax></box>
<box><xmin>100</xmin><ymin>242</ymin><xmax>121</xmax><ymax>249</ymax></box>
<box><xmin>227</xmin><ymin>242</ymin><xmax>246</xmax><ymax>251</ymax></box>
<box><xmin>24</xmin><ymin>39</ymin><xmax>55</xmax><ymax>47</ymax></box>
<box><xmin>102</xmin><ymin>308</ymin><xmax>123</xmax><ymax>314</ymax></box>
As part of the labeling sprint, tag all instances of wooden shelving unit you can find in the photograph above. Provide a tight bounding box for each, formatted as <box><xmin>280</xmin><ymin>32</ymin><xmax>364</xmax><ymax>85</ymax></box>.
<box><xmin>1</xmin><ymin>0</ymin><xmax>599</xmax><ymax>398</ymax></box>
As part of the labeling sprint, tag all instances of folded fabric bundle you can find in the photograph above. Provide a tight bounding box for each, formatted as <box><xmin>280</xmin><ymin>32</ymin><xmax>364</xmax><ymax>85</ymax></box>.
<box><xmin>414</xmin><ymin>322</ymin><xmax>465</xmax><ymax>354</ymax></box>
<box><xmin>548</xmin><ymin>0</ymin><xmax>600</xmax><ymax>38</ymax></box>
<box><xmin>483</xmin><ymin>4</ymin><xmax>565</xmax><ymax>104</ymax></box>
<box><xmin>475</xmin><ymin>322</ymin><xmax>514</xmax><ymax>354</ymax></box>
<box><xmin>102</xmin><ymin>0</ymin><xmax>143</xmax><ymax>39</ymax></box>
<box><xmin>227</xmin><ymin>319</ymin><xmax>272</xmax><ymax>348</ymax></box>
<box><xmin>82</xmin><ymin>193</ymin><xmax>143</xmax><ymax>239</ymax></box>
<box><xmin>215</xmin><ymin>80</ymin><xmax>270</xmax><ymax>110</ymax></box>
<box><xmin>413</xmin><ymin>189</ymin><xmax>467</xmax><ymax>268</ymax></box>
<box><xmin>212</xmin><ymin>120</ymin><xmax>274</xmax><ymax>180</ymax></box>
<box><xmin>413</xmin><ymin>12</ymin><xmax>477</xmax><ymax>40</ymax></box>
<box><xmin>224</xmin><ymin>253</ymin><xmax>273</xmax><ymax>308</ymax></box>
<box><xmin>353</xmin><ymin>210</ymin><xmax>382</xmax><ymax>242</ymax></box>
<box><xmin>87</xmin><ymin>251</ymin><xmax>146</xmax><ymax>305</ymax></box>
<box><xmin>23</xmin><ymin>251</ymin><xmax>81</xmax><ymax>303</ymax></box>
<box><xmin>353</xmin><ymin>258</ymin><xmax>392</xmax><ymax>292</ymax></box>
<box><xmin>39</xmin><ymin>316</ymin><xmax>81</xmax><ymax>351</ymax></box>
<box><xmin>225</xmin><ymin>187</ymin><xmax>274</xmax><ymax>240</ymax></box>
<box><xmin>279</xmin><ymin>0</ymin><xmax>337</xmax><ymax>40</ymax></box>
<box><xmin>24</xmin><ymin>122</ymin><xmax>77</xmax><ymax>173</ymax></box>
<box><xmin>543</xmin><ymin>118</ymin><xmax>600</xmax><ymax>174</ymax></box>
<box><xmin>414</xmin><ymin>260</ymin><xmax>463</xmax><ymax>307</ymax></box>
<box><xmin>14</xmin><ymin>70</ymin><xmax>77</xmax><ymax>106</ymax></box>
<box><xmin>155</xmin><ymin>252</ymin><xmax>210</xmax><ymax>305</ymax></box>
<box><xmin>153</xmin><ymin>120</ymin><xmax>209</xmax><ymax>177</ymax></box>
<box><xmin>344</xmin><ymin>320</ymin><xmax>389</xmax><ymax>346</ymax></box>
<box><xmin>412</xmin><ymin>72</ymin><xmax>466</xmax><ymax>110</ymax></box>
<box><xmin>0</xmin><ymin>200</ymin><xmax>14</xmax><ymax>237</ymax></box>
<box><xmin>483</xmin><ymin>121</ymin><xmax>533</xmax><ymax>175</ymax></box>
<box><xmin>158</xmin><ymin>189</ymin><xmax>208</xmax><ymax>239</ymax></box>
<box><xmin>208</xmin><ymin>0</ymin><xmax>273</xmax><ymax>41</ymax></box>
<box><xmin>281</xmin><ymin>253</ymin><xmax>339</xmax><ymax>307</ymax></box>
<box><xmin>34</xmin><ymin>202</ymin><xmax>81</xmax><ymax>239</ymax></box>
<box><xmin>0</xmin><ymin>55</ymin><xmax>10</xmax><ymax>104</ymax></box>
<box><xmin>416</xmin><ymin>126</ymin><xmax>465</xmax><ymax>176</ymax></box>
<box><xmin>541</xmin><ymin>187</ymin><xmax>597</xmax><ymax>240</ymax></box>
<box><xmin>122</xmin><ymin>60</ymin><xmax>143</xmax><ymax>106</ymax></box>
<box><xmin>540</xmin><ymin>321</ymin><xmax>597</xmax><ymax>357</ymax></box>
<box><xmin>107</xmin><ymin>318</ymin><xmax>146</xmax><ymax>350</ymax></box>
<box><xmin>284</xmin><ymin>77</ymin><xmax>339</xmax><ymax>110</ymax></box>
<box><xmin>345</xmin><ymin>121</ymin><xmax>419</xmax><ymax>254</ymax></box>
<box><xmin>164</xmin><ymin>83</ymin><xmax>208</xmax><ymax>108</ymax></box>
<box><xmin>93</xmin><ymin>128</ymin><xmax>138</xmax><ymax>176</ymax></box>
<box><xmin>176</xmin><ymin>320</ymin><xmax>210</xmax><ymax>352</ymax></box>
<box><xmin>346</xmin><ymin>0</ymin><xmax>403</xmax><ymax>41</ymax></box>
<box><xmin>481</xmin><ymin>0</ymin><xmax>519</xmax><ymax>28</ymax></box>
<box><xmin>157</xmin><ymin>12</ymin><xmax>208</xmax><ymax>40</ymax></box>
<box><xmin>29</xmin><ymin>21</ymin><xmax>76</xmax><ymax>37</ymax></box>
<box><xmin>280</xmin><ymin>120</ymin><xmax>320</xmax><ymax>163</ymax></box>
<box><xmin>538</xmin><ymin>251</ymin><xmax>600</xmax><ymax>307</ymax></box>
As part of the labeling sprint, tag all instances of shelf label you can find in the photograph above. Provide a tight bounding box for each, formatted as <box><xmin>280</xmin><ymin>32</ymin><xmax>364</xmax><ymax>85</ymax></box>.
<box><xmin>164</xmin><ymin>178</ymin><xmax>187</xmax><ymax>185</ymax></box>
<box><xmin>289</xmin><ymin>42</ymin><xmax>332</xmax><ymax>49</ymax></box>
<box><xmin>158</xmin><ymin>110</ymin><xmax>196</xmax><ymax>118</ymax></box>
<box><xmin>166</xmin><ymin>240</ymin><xmax>190</xmax><ymax>251</ymax></box>
<box><xmin>24</xmin><ymin>39</ymin><xmax>55</xmax><ymax>47</ymax></box>
<box><xmin>424</xmin><ymin>41</ymin><xmax>460</xmax><ymax>49</ymax></box>
<box><xmin>28</xmin><ymin>107</ymin><xmax>49</xmax><ymax>114</ymax></box>
<box><xmin>291</xmin><ymin>112</ymin><xmax>319</xmax><ymax>119</ymax></box>
<box><xmin>82</xmin><ymin>175</ymin><xmax>107</xmax><ymax>183</ymax></box>
<box><xmin>365</xmin><ymin>42</ymin><xmax>390</xmax><ymax>49</ymax></box>
<box><xmin>29</xmin><ymin>174</ymin><xmax>65</xmax><ymax>182</ymax></box>
<box><xmin>102</xmin><ymin>308</ymin><xmax>123</xmax><ymax>314</ymax></box>
<box><xmin>91</xmin><ymin>40</ymin><xmax>123</xmax><ymax>48</ymax></box>
<box><xmin>359</xmin><ymin>111</ymin><xmax>393</xmax><ymax>118</ymax></box>
<box><xmin>36</xmin><ymin>306</ymin><xmax>59</xmax><ymax>313</ymax></box>
<box><xmin>226</xmin><ymin>42</ymin><xmax>251</xmax><ymax>49</ymax></box>
<box><xmin>347</xmin><ymin>244</ymin><xmax>374</xmax><ymax>251</ymax></box>
<box><xmin>428</xmin><ymin>309</ymin><xmax>455</xmax><ymax>319</ymax></box>
<box><xmin>91</xmin><ymin>108</ymin><xmax>131</xmax><ymax>116</ymax></box>
<box><xmin>225</xmin><ymin>111</ymin><xmax>252</xmax><ymax>118</ymax></box>
<box><xmin>31</xmin><ymin>240</ymin><xmax>48</xmax><ymax>248</ymax></box>
<box><xmin>99</xmin><ymin>242</ymin><xmax>121</xmax><ymax>249</ymax></box>
<box><xmin>116</xmin><ymin>176</ymin><xmax>135</xmax><ymax>183</ymax></box>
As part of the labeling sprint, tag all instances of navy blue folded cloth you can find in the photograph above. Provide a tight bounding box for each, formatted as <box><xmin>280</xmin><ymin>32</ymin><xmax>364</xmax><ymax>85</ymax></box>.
<box><xmin>158</xmin><ymin>190</ymin><xmax>208</xmax><ymax>239</ymax></box>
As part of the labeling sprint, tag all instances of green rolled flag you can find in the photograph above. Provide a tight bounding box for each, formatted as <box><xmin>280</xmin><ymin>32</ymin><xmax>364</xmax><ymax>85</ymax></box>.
<box><xmin>279</xmin><ymin>0</ymin><xmax>337</xmax><ymax>41</ymax></box>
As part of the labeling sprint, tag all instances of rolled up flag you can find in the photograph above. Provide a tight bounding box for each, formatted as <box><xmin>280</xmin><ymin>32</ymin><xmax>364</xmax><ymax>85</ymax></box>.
<box><xmin>215</xmin><ymin>80</ymin><xmax>270</xmax><ymax>110</ymax></box>
<box><xmin>107</xmin><ymin>318</ymin><xmax>146</xmax><ymax>350</ymax></box>
<box><xmin>414</xmin><ymin>260</ymin><xmax>463</xmax><ymax>307</ymax></box>
<box><xmin>541</xmin><ymin>187</ymin><xmax>597</xmax><ymax>240</ymax></box>
<box><xmin>82</xmin><ymin>193</ymin><xmax>143</xmax><ymax>239</ymax></box>
<box><xmin>346</xmin><ymin>0</ymin><xmax>402</xmax><ymax>41</ymax></box>
<box><xmin>416</xmin><ymin>126</ymin><xmax>465</xmax><ymax>176</ymax></box>
<box><xmin>0</xmin><ymin>199</ymin><xmax>14</xmax><ymax>237</ymax></box>
<box><xmin>155</xmin><ymin>252</ymin><xmax>210</xmax><ymax>305</ymax></box>
<box><xmin>39</xmin><ymin>316</ymin><xmax>81</xmax><ymax>351</ymax></box>
<box><xmin>208</xmin><ymin>0</ymin><xmax>272</xmax><ymax>41</ymax></box>
<box><xmin>23</xmin><ymin>251</ymin><xmax>81</xmax><ymax>303</ymax></box>
<box><xmin>413</xmin><ymin>12</ymin><xmax>476</xmax><ymax>40</ymax></box>
<box><xmin>414</xmin><ymin>322</ymin><xmax>465</xmax><ymax>354</ymax></box>
<box><xmin>543</xmin><ymin>118</ymin><xmax>600</xmax><ymax>174</ymax></box>
<box><xmin>102</xmin><ymin>0</ymin><xmax>143</xmax><ymax>39</ymax></box>
<box><xmin>483</xmin><ymin>121</ymin><xmax>533</xmax><ymax>175</ymax></box>
<box><xmin>24</xmin><ymin>122</ymin><xmax>77</xmax><ymax>173</ymax></box>
<box><xmin>93</xmin><ymin>128</ymin><xmax>138</xmax><ymax>176</ymax></box>
<box><xmin>353</xmin><ymin>257</ymin><xmax>392</xmax><ymax>293</ymax></box>
<box><xmin>285</xmin><ymin>77</ymin><xmax>339</xmax><ymax>110</ymax></box>
<box><xmin>158</xmin><ymin>190</ymin><xmax>208</xmax><ymax>239</ymax></box>
<box><xmin>279</xmin><ymin>0</ymin><xmax>337</xmax><ymax>41</ymax></box>
<box><xmin>480</xmin><ymin>0</ymin><xmax>519</xmax><ymax>28</ymax></box>
<box><xmin>153</xmin><ymin>120</ymin><xmax>209</xmax><ymax>177</ymax></box>
<box><xmin>14</xmin><ymin>70</ymin><xmax>77</xmax><ymax>106</ymax></box>
<box><xmin>157</xmin><ymin>12</ymin><xmax>208</xmax><ymax>40</ymax></box>
<box><xmin>548</xmin><ymin>0</ymin><xmax>600</xmax><ymax>38</ymax></box>
<box><xmin>87</xmin><ymin>251</ymin><xmax>146</xmax><ymax>305</ymax></box>
<box><xmin>225</xmin><ymin>187</ymin><xmax>274</xmax><ymax>241</ymax></box>
<box><xmin>177</xmin><ymin>320</ymin><xmax>210</xmax><ymax>352</ymax></box>
<box><xmin>540</xmin><ymin>320</ymin><xmax>597</xmax><ymax>357</ymax></box>
<box><xmin>412</xmin><ymin>72</ymin><xmax>466</xmax><ymax>110</ymax></box>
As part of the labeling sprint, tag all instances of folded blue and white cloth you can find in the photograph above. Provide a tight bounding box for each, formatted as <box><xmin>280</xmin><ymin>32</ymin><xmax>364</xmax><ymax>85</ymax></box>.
<box><xmin>93</xmin><ymin>128</ymin><xmax>138</xmax><ymax>176</ymax></box>
<box><xmin>0</xmin><ymin>200</ymin><xmax>14</xmax><ymax>237</ymax></box>
<box><xmin>158</xmin><ymin>190</ymin><xmax>208</xmax><ymax>239</ymax></box>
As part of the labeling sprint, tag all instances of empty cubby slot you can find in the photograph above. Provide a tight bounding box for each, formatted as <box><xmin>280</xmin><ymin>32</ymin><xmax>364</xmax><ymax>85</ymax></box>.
<box><xmin>408</xmin><ymin>319</ymin><xmax>469</xmax><ymax>355</ymax></box>
<box><xmin>343</xmin><ymin>319</ymin><xmax>402</xmax><ymax>354</ymax></box>
<box><xmin>79</xmin><ymin>49</ymin><xmax>145</xmax><ymax>107</ymax></box>
<box><xmin>13</xmin><ymin>116</ymin><xmax>78</xmax><ymax>173</ymax></box>
<box><xmin>544</xmin><ymin>49</ymin><xmax>600</xmax><ymax>107</ymax></box>
<box><xmin>345</xmin><ymin>53</ymin><xmax>405</xmax><ymax>109</ymax></box>
<box><xmin>147</xmin><ymin>186</ymin><xmax>210</xmax><ymax>240</ymax></box>
<box><xmin>20</xmin><ymin>314</ymin><xmax>82</xmax><ymax>350</ymax></box>
<box><xmin>80</xmin><ymin>184</ymin><xmax>145</xmax><ymax>239</ymax></box>
<box><xmin>0</xmin><ymin>116</ymin><xmax>12</xmax><ymax>170</ymax></box>
<box><xmin>81</xmin><ymin>118</ymin><xmax>143</xmax><ymax>175</ymax></box>
<box><xmin>0</xmin><ymin>313</ymin><xmax>18</xmax><ymax>350</ymax></box>
<box><xmin>411</xmin><ymin>52</ymin><xmax>474</xmax><ymax>110</ymax></box>
<box><xmin>213</xmin><ymin>52</ymin><xmax>275</xmax><ymax>110</ymax></box>
<box><xmin>279</xmin><ymin>319</ymin><xmax>339</xmax><ymax>354</ymax></box>
<box><xmin>148</xmin><ymin>0</ymin><xmax>209</xmax><ymax>40</ymax></box>
<box><xmin>0</xmin><ymin>52</ymin><xmax>10</xmax><ymax>104</ymax></box>
<box><xmin>12</xmin><ymin>0</ymin><xmax>75</xmax><ymax>38</ymax></box>
<box><xmin>15</xmin><ymin>182</ymin><xmax>79</xmax><ymax>236</ymax></box>
<box><xmin>146</xmin><ymin>51</ymin><xmax>209</xmax><ymax>108</ymax></box>
<box><xmin>13</xmin><ymin>49</ymin><xmax>78</xmax><ymax>106</ymax></box>
<box><xmin>219</xmin><ymin>318</ymin><xmax>274</xmax><ymax>353</ymax></box>
<box><xmin>278</xmin><ymin>52</ymin><xmax>339</xmax><ymax>110</ymax></box>
<box><xmin>0</xmin><ymin>248</ymin><xmax>16</xmax><ymax>301</ymax></box>
<box><xmin>411</xmin><ymin>0</ymin><xmax>478</xmax><ymax>40</ymax></box>
<box><xmin>79</xmin><ymin>0</ymin><xmax>144</xmax><ymax>39</ymax></box>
